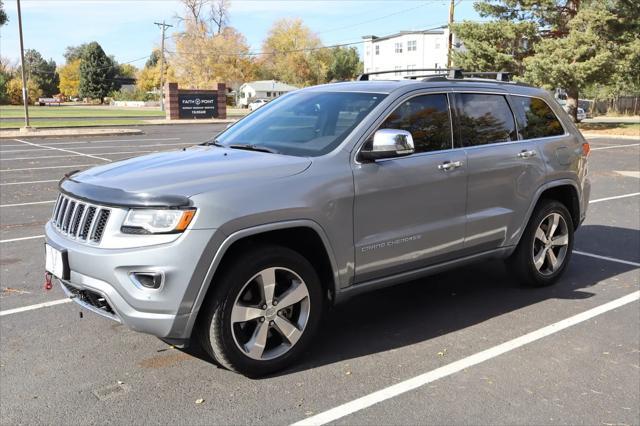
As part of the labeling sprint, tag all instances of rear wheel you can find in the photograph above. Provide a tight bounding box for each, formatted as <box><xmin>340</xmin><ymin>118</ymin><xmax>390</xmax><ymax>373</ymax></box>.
<box><xmin>196</xmin><ymin>244</ymin><xmax>323</xmax><ymax>377</ymax></box>
<box><xmin>508</xmin><ymin>200</ymin><xmax>574</xmax><ymax>287</ymax></box>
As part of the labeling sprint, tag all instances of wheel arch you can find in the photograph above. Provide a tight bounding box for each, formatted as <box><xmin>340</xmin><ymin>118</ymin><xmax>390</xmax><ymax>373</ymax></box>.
<box><xmin>513</xmin><ymin>180</ymin><xmax>581</xmax><ymax>249</ymax></box>
<box><xmin>185</xmin><ymin>220</ymin><xmax>340</xmax><ymax>338</ymax></box>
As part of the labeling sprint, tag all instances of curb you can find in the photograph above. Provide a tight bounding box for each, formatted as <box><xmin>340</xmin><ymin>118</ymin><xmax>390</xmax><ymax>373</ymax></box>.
<box><xmin>582</xmin><ymin>133</ymin><xmax>640</xmax><ymax>140</ymax></box>
<box><xmin>0</xmin><ymin>118</ymin><xmax>240</xmax><ymax>133</ymax></box>
<box><xmin>0</xmin><ymin>128</ymin><xmax>144</xmax><ymax>139</ymax></box>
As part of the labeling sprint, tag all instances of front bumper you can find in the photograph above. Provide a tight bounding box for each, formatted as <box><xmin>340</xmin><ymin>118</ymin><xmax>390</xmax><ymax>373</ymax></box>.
<box><xmin>45</xmin><ymin>221</ymin><xmax>217</xmax><ymax>339</ymax></box>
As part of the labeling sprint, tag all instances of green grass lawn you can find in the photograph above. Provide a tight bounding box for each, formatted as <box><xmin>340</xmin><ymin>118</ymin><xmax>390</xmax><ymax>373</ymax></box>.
<box><xmin>0</xmin><ymin>104</ymin><xmax>165</xmax><ymax>119</ymax></box>
<box><xmin>0</xmin><ymin>118</ymin><xmax>148</xmax><ymax>129</ymax></box>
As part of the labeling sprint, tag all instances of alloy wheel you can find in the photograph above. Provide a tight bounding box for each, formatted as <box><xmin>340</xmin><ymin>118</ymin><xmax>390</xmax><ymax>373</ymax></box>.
<box><xmin>532</xmin><ymin>212</ymin><xmax>569</xmax><ymax>276</ymax></box>
<box><xmin>229</xmin><ymin>267</ymin><xmax>310</xmax><ymax>361</ymax></box>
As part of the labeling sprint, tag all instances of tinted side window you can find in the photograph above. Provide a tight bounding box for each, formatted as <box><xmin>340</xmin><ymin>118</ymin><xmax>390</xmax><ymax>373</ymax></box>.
<box><xmin>379</xmin><ymin>94</ymin><xmax>452</xmax><ymax>153</ymax></box>
<box><xmin>455</xmin><ymin>94</ymin><xmax>517</xmax><ymax>146</ymax></box>
<box><xmin>512</xmin><ymin>96</ymin><xmax>564</xmax><ymax>139</ymax></box>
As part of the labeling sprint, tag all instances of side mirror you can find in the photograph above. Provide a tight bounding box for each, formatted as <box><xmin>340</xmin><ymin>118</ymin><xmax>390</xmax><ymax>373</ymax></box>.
<box><xmin>359</xmin><ymin>129</ymin><xmax>415</xmax><ymax>162</ymax></box>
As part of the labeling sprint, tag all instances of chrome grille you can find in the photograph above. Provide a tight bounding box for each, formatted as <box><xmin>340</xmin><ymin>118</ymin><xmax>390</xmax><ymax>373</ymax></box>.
<box><xmin>51</xmin><ymin>194</ymin><xmax>111</xmax><ymax>243</ymax></box>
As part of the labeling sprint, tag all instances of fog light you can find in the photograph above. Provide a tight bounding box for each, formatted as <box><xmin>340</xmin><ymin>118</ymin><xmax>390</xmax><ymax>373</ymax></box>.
<box><xmin>130</xmin><ymin>272</ymin><xmax>163</xmax><ymax>290</ymax></box>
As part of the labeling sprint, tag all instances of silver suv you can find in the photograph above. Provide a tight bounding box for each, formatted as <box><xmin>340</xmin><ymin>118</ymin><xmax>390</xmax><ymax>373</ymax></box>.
<box><xmin>45</xmin><ymin>72</ymin><xmax>591</xmax><ymax>376</ymax></box>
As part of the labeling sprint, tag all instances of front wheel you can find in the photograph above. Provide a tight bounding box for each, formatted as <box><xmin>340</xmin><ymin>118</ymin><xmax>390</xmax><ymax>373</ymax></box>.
<box><xmin>196</xmin><ymin>244</ymin><xmax>323</xmax><ymax>377</ymax></box>
<box><xmin>508</xmin><ymin>200</ymin><xmax>574</xmax><ymax>287</ymax></box>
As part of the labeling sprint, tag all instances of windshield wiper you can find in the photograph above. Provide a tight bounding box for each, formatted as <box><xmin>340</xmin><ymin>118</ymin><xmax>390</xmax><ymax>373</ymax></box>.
<box><xmin>200</xmin><ymin>139</ymin><xmax>224</xmax><ymax>147</ymax></box>
<box><xmin>228</xmin><ymin>144</ymin><xmax>279</xmax><ymax>154</ymax></box>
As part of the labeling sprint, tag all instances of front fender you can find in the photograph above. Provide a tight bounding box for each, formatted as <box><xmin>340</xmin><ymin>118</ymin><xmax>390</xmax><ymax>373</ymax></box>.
<box><xmin>181</xmin><ymin>219</ymin><xmax>340</xmax><ymax>339</ymax></box>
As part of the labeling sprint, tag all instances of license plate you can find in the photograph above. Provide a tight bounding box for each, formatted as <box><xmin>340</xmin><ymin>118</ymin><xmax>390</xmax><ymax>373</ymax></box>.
<box><xmin>45</xmin><ymin>244</ymin><xmax>69</xmax><ymax>279</ymax></box>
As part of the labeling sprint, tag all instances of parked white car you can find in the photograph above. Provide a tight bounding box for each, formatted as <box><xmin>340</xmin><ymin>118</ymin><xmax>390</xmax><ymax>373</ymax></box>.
<box><xmin>561</xmin><ymin>104</ymin><xmax>587</xmax><ymax>122</ymax></box>
<box><xmin>249</xmin><ymin>99</ymin><xmax>269</xmax><ymax>111</ymax></box>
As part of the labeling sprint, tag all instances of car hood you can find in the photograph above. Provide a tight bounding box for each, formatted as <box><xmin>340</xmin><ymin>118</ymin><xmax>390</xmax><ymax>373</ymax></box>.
<box><xmin>65</xmin><ymin>146</ymin><xmax>312</xmax><ymax>205</ymax></box>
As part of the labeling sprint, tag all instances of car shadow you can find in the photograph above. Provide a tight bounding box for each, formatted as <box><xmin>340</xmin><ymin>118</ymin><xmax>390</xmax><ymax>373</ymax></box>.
<box><xmin>185</xmin><ymin>225</ymin><xmax>639</xmax><ymax>377</ymax></box>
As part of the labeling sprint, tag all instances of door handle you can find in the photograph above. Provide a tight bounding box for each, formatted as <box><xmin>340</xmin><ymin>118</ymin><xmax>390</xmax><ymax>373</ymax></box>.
<box><xmin>438</xmin><ymin>160</ymin><xmax>463</xmax><ymax>171</ymax></box>
<box><xmin>517</xmin><ymin>149</ymin><xmax>537</xmax><ymax>159</ymax></box>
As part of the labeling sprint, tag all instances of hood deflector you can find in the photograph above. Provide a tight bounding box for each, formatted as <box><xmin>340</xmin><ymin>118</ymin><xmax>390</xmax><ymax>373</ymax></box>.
<box><xmin>59</xmin><ymin>174</ymin><xmax>191</xmax><ymax>208</ymax></box>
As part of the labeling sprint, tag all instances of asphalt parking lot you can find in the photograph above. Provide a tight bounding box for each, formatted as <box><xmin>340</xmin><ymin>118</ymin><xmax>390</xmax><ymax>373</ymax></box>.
<box><xmin>0</xmin><ymin>125</ymin><xmax>638</xmax><ymax>425</ymax></box>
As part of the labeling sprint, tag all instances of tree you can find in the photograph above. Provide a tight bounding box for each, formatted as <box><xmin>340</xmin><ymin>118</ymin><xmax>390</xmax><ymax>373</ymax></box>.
<box><xmin>6</xmin><ymin>77</ymin><xmax>42</xmax><ymax>105</ymax></box>
<box><xmin>451</xmin><ymin>21</ymin><xmax>538</xmax><ymax>75</ymax></box>
<box><xmin>452</xmin><ymin>0</ymin><xmax>640</xmax><ymax>120</ymax></box>
<box><xmin>474</xmin><ymin>0</ymin><xmax>581</xmax><ymax>37</ymax></box>
<box><xmin>58</xmin><ymin>59</ymin><xmax>81</xmax><ymax>97</ymax></box>
<box><xmin>171</xmin><ymin>23</ymin><xmax>253</xmax><ymax>88</ymax></box>
<box><xmin>145</xmin><ymin>50</ymin><xmax>161</xmax><ymax>69</ymax></box>
<box><xmin>137</xmin><ymin>57</ymin><xmax>175</xmax><ymax>93</ymax></box>
<box><xmin>0</xmin><ymin>0</ymin><xmax>8</xmax><ymax>26</ymax></box>
<box><xmin>118</xmin><ymin>64</ymin><xmax>138</xmax><ymax>78</ymax></box>
<box><xmin>326</xmin><ymin>46</ymin><xmax>362</xmax><ymax>81</ymax></box>
<box><xmin>64</xmin><ymin>44</ymin><xmax>90</xmax><ymax>63</ymax></box>
<box><xmin>260</xmin><ymin>18</ymin><xmax>324</xmax><ymax>86</ymax></box>
<box><xmin>20</xmin><ymin>49</ymin><xmax>59</xmax><ymax>97</ymax></box>
<box><xmin>209</xmin><ymin>0</ymin><xmax>230</xmax><ymax>34</ymax></box>
<box><xmin>524</xmin><ymin>3</ymin><xmax>640</xmax><ymax>118</ymax></box>
<box><xmin>176</xmin><ymin>0</ymin><xmax>230</xmax><ymax>34</ymax></box>
<box><xmin>79</xmin><ymin>42</ymin><xmax>119</xmax><ymax>102</ymax></box>
<box><xmin>0</xmin><ymin>57</ymin><xmax>15</xmax><ymax>103</ymax></box>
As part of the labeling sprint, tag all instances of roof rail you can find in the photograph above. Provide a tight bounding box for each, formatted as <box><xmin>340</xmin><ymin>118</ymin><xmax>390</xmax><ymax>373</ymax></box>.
<box><xmin>460</xmin><ymin>71</ymin><xmax>512</xmax><ymax>82</ymax></box>
<box><xmin>356</xmin><ymin>68</ymin><xmax>458</xmax><ymax>81</ymax></box>
<box><xmin>356</xmin><ymin>68</ymin><xmax>512</xmax><ymax>83</ymax></box>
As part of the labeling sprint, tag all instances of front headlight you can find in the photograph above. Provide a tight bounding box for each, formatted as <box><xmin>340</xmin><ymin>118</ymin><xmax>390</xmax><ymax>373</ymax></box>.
<box><xmin>121</xmin><ymin>209</ymin><xmax>196</xmax><ymax>234</ymax></box>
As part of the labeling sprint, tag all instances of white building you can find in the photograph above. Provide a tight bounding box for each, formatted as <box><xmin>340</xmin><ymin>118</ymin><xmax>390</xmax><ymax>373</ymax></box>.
<box><xmin>238</xmin><ymin>80</ymin><xmax>299</xmax><ymax>107</ymax></box>
<box><xmin>362</xmin><ymin>29</ymin><xmax>452</xmax><ymax>79</ymax></box>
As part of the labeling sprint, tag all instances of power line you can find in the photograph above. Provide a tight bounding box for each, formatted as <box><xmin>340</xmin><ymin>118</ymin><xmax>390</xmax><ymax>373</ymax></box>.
<box><xmin>316</xmin><ymin>2</ymin><xmax>431</xmax><ymax>35</ymax></box>
<box><xmin>165</xmin><ymin>23</ymin><xmax>447</xmax><ymax>58</ymax></box>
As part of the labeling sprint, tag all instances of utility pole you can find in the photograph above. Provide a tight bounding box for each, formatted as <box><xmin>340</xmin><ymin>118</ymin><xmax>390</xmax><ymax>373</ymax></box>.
<box><xmin>16</xmin><ymin>0</ymin><xmax>30</xmax><ymax>129</ymax></box>
<box><xmin>447</xmin><ymin>0</ymin><xmax>455</xmax><ymax>68</ymax></box>
<box><xmin>154</xmin><ymin>21</ymin><xmax>173</xmax><ymax>111</ymax></box>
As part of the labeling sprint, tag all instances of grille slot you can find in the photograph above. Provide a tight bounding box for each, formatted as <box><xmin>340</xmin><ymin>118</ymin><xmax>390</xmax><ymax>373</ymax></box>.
<box><xmin>91</xmin><ymin>210</ymin><xmax>110</xmax><ymax>242</ymax></box>
<box><xmin>51</xmin><ymin>194</ymin><xmax>111</xmax><ymax>244</ymax></box>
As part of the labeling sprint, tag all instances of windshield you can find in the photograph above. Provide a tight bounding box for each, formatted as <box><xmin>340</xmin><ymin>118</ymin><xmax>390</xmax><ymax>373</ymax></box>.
<box><xmin>217</xmin><ymin>91</ymin><xmax>386</xmax><ymax>157</ymax></box>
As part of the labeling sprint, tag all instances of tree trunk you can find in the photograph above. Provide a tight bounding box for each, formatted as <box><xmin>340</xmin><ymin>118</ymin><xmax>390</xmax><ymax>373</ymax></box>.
<box><xmin>566</xmin><ymin>87</ymin><xmax>579</xmax><ymax>122</ymax></box>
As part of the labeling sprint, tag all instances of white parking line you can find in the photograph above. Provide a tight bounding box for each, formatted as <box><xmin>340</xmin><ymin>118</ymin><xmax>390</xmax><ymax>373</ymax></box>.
<box><xmin>589</xmin><ymin>192</ymin><xmax>640</xmax><ymax>204</ymax></box>
<box><xmin>0</xmin><ymin>200</ymin><xmax>55</xmax><ymax>208</ymax></box>
<box><xmin>292</xmin><ymin>290</ymin><xmax>640</xmax><ymax>426</ymax></box>
<box><xmin>0</xmin><ymin>179</ymin><xmax>58</xmax><ymax>186</ymax></box>
<box><xmin>574</xmin><ymin>251</ymin><xmax>640</xmax><ymax>267</ymax></box>
<box><xmin>591</xmin><ymin>143</ymin><xmax>640</xmax><ymax>151</ymax></box>
<box><xmin>0</xmin><ymin>234</ymin><xmax>44</xmax><ymax>243</ymax></box>
<box><xmin>0</xmin><ymin>150</ymin><xmax>158</xmax><ymax>161</ymax></box>
<box><xmin>0</xmin><ymin>142</ymin><xmax>194</xmax><ymax>153</ymax></box>
<box><xmin>0</xmin><ymin>298</ymin><xmax>72</xmax><ymax>317</ymax></box>
<box><xmin>0</xmin><ymin>163</ymin><xmax>97</xmax><ymax>172</ymax></box>
<box><xmin>13</xmin><ymin>139</ymin><xmax>111</xmax><ymax>162</ymax></box>
<box><xmin>0</xmin><ymin>137</ymin><xmax>181</xmax><ymax>148</ymax></box>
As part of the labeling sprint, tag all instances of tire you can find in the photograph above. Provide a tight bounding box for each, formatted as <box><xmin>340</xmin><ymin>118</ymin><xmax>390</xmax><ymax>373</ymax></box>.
<box><xmin>507</xmin><ymin>199</ymin><xmax>574</xmax><ymax>287</ymax></box>
<box><xmin>196</xmin><ymin>244</ymin><xmax>323</xmax><ymax>377</ymax></box>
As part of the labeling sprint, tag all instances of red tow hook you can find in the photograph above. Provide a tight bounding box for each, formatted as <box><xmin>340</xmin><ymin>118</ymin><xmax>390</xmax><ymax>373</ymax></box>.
<box><xmin>44</xmin><ymin>272</ymin><xmax>53</xmax><ymax>290</ymax></box>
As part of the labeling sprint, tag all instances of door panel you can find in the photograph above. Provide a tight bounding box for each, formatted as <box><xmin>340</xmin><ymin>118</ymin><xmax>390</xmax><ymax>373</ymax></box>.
<box><xmin>464</xmin><ymin>143</ymin><xmax>546</xmax><ymax>249</ymax></box>
<box><xmin>352</xmin><ymin>92</ymin><xmax>467</xmax><ymax>283</ymax></box>
<box><xmin>452</xmin><ymin>93</ymin><xmax>546</xmax><ymax>251</ymax></box>
<box><xmin>353</xmin><ymin>151</ymin><xmax>468</xmax><ymax>282</ymax></box>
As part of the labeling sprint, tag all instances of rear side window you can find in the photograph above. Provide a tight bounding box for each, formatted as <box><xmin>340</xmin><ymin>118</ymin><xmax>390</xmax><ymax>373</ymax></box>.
<box><xmin>512</xmin><ymin>96</ymin><xmax>564</xmax><ymax>139</ymax></box>
<box><xmin>454</xmin><ymin>94</ymin><xmax>517</xmax><ymax>146</ymax></box>
<box><xmin>379</xmin><ymin>94</ymin><xmax>452</xmax><ymax>153</ymax></box>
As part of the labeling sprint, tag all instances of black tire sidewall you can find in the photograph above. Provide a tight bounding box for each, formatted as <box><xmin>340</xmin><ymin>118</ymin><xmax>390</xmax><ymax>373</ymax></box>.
<box><xmin>201</xmin><ymin>245</ymin><xmax>323</xmax><ymax>377</ymax></box>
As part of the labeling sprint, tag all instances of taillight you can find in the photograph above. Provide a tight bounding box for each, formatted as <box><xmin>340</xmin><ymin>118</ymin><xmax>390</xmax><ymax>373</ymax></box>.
<box><xmin>582</xmin><ymin>142</ymin><xmax>590</xmax><ymax>156</ymax></box>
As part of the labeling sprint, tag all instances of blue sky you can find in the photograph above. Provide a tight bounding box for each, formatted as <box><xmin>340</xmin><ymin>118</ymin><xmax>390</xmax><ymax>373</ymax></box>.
<box><xmin>1</xmin><ymin>0</ymin><xmax>483</xmax><ymax>68</ymax></box>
